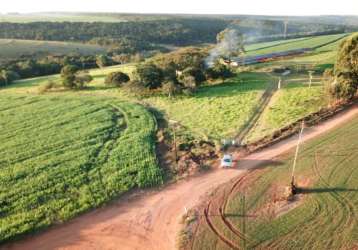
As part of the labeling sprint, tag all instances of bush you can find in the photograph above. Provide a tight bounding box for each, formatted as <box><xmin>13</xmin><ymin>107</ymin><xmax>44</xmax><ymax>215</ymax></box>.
<box><xmin>105</xmin><ymin>71</ymin><xmax>130</xmax><ymax>87</ymax></box>
<box><xmin>38</xmin><ymin>80</ymin><xmax>57</xmax><ymax>94</ymax></box>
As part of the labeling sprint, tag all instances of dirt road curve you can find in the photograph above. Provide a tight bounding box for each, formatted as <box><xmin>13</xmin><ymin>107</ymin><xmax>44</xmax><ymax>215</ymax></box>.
<box><xmin>4</xmin><ymin>105</ymin><xmax>358</xmax><ymax>250</ymax></box>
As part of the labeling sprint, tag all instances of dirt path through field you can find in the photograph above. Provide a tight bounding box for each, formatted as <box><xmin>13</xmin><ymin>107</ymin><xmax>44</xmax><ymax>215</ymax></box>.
<box><xmin>4</xmin><ymin>105</ymin><xmax>357</xmax><ymax>250</ymax></box>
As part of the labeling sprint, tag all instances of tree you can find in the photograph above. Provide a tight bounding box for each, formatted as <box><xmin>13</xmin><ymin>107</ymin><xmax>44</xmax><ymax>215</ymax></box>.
<box><xmin>105</xmin><ymin>71</ymin><xmax>130</xmax><ymax>86</ymax></box>
<box><xmin>96</xmin><ymin>55</ymin><xmax>112</xmax><ymax>68</ymax></box>
<box><xmin>75</xmin><ymin>73</ymin><xmax>93</xmax><ymax>89</ymax></box>
<box><xmin>181</xmin><ymin>75</ymin><xmax>197</xmax><ymax>92</ymax></box>
<box><xmin>181</xmin><ymin>67</ymin><xmax>206</xmax><ymax>85</ymax></box>
<box><xmin>134</xmin><ymin>63</ymin><xmax>163</xmax><ymax>89</ymax></box>
<box><xmin>61</xmin><ymin>65</ymin><xmax>79</xmax><ymax>89</ymax></box>
<box><xmin>162</xmin><ymin>80</ymin><xmax>180</xmax><ymax>98</ymax></box>
<box><xmin>60</xmin><ymin>65</ymin><xmax>92</xmax><ymax>89</ymax></box>
<box><xmin>325</xmin><ymin>33</ymin><xmax>358</xmax><ymax>101</ymax></box>
<box><xmin>0</xmin><ymin>70</ymin><xmax>20</xmax><ymax>87</ymax></box>
<box><xmin>205</xmin><ymin>60</ymin><xmax>233</xmax><ymax>80</ymax></box>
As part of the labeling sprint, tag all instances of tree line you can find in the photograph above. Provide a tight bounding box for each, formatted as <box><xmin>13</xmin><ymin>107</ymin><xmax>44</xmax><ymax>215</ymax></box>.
<box><xmin>0</xmin><ymin>19</ymin><xmax>228</xmax><ymax>45</ymax></box>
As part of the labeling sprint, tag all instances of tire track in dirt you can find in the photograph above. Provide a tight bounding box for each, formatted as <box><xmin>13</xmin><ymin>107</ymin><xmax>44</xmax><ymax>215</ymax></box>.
<box><xmin>220</xmin><ymin>174</ymin><xmax>252</xmax><ymax>243</ymax></box>
<box><xmin>265</xmin><ymin>150</ymin><xmax>357</xmax><ymax>249</ymax></box>
<box><xmin>203</xmin><ymin>201</ymin><xmax>241</xmax><ymax>250</ymax></box>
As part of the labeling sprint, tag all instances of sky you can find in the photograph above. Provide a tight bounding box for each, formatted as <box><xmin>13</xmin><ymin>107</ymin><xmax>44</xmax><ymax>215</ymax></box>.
<box><xmin>1</xmin><ymin>0</ymin><xmax>358</xmax><ymax>16</ymax></box>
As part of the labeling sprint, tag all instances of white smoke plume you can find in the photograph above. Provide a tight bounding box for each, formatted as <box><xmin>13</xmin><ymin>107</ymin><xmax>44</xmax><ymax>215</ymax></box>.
<box><xmin>205</xmin><ymin>29</ymin><xmax>243</xmax><ymax>67</ymax></box>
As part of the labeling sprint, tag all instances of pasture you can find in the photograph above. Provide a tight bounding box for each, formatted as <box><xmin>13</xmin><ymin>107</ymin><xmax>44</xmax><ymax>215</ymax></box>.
<box><xmin>0</xmin><ymin>94</ymin><xmax>162</xmax><ymax>243</ymax></box>
<box><xmin>192</xmin><ymin>114</ymin><xmax>358</xmax><ymax>250</ymax></box>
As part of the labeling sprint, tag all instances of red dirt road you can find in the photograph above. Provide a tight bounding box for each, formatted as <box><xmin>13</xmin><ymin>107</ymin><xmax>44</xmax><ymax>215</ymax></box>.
<box><xmin>4</xmin><ymin>105</ymin><xmax>358</xmax><ymax>250</ymax></box>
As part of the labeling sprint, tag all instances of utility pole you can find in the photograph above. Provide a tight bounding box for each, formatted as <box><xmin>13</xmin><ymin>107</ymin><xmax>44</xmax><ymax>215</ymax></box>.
<box><xmin>284</xmin><ymin>21</ymin><xmax>289</xmax><ymax>39</ymax></box>
<box><xmin>169</xmin><ymin>120</ymin><xmax>179</xmax><ymax>163</ymax></box>
<box><xmin>173</xmin><ymin>126</ymin><xmax>178</xmax><ymax>163</ymax></box>
<box><xmin>308</xmin><ymin>71</ymin><xmax>314</xmax><ymax>88</ymax></box>
<box><xmin>241</xmin><ymin>192</ymin><xmax>247</xmax><ymax>250</ymax></box>
<box><xmin>291</xmin><ymin>120</ymin><xmax>305</xmax><ymax>195</ymax></box>
<box><xmin>278</xmin><ymin>77</ymin><xmax>282</xmax><ymax>90</ymax></box>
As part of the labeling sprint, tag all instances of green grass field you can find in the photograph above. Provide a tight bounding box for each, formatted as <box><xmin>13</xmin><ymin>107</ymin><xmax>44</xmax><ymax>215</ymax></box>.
<box><xmin>0</xmin><ymin>39</ymin><xmax>105</xmax><ymax>60</ymax></box>
<box><xmin>0</xmin><ymin>94</ymin><xmax>162</xmax><ymax>243</ymax></box>
<box><xmin>246</xmin><ymin>81</ymin><xmax>327</xmax><ymax>143</ymax></box>
<box><xmin>245</xmin><ymin>33</ymin><xmax>348</xmax><ymax>56</ymax></box>
<box><xmin>192</xmin><ymin>114</ymin><xmax>358</xmax><ymax>250</ymax></box>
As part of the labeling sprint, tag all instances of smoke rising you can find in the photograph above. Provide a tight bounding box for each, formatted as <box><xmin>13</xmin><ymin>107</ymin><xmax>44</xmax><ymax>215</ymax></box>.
<box><xmin>205</xmin><ymin>29</ymin><xmax>242</xmax><ymax>67</ymax></box>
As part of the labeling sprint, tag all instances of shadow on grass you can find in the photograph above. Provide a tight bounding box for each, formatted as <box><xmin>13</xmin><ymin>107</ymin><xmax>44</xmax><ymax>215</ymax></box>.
<box><xmin>298</xmin><ymin>187</ymin><xmax>358</xmax><ymax>194</ymax></box>
<box><xmin>196</xmin><ymin>73</ymin><xmax>269</xmax><ymax>98</ymax></box>
<box><xmin>237</xmin><ymin>159</ymin><xmax>284</xmax><ymax>170</ymax></box>
<box><xmin>85</xmin><ymin>85</ymin><xmax>117</xmax><ymax>91</ymax></box>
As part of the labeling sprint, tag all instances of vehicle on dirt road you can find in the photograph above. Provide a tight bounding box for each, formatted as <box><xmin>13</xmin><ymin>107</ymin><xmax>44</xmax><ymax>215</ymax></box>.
<box><xmin>221</xmin><ymin>154</ymin><xmax>233</xmax><ymax>168</ymax></box>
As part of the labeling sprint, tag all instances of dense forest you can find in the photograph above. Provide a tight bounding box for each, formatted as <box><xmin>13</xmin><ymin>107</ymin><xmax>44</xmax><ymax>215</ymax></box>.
<box><xmin>0</xmin><ymin>19</ymin><xmax>228</xmax><ymax>45</ymax></box>
<box><xmin>0</xmin><ymin>18</ymin><xmax>349</xmax><ymax>46</ymax></box>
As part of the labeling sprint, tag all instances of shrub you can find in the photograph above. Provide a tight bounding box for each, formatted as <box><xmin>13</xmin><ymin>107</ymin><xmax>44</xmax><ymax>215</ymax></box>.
<box><xmin>105</xmin><ymin>71</ymin><xmax>130</xmax><ymax>87</ymax></box>
<box><xmin>38</xmin><ymin>80</ymin><xmax>57</xmax><ymax>94</ymax></box>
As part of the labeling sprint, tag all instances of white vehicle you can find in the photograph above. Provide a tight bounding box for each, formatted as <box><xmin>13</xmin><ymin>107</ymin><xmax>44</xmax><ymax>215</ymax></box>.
<box><xmin>221</xmin><ymin>154</ymin><xmax>233</xmax><ymax>168</ymax></box>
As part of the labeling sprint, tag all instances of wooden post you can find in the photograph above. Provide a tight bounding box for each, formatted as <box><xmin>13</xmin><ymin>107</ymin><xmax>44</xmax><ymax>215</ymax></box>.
<box><xmin>308</xmin><ymin>71</ymin><xmax>314</xmax><ymax>88</ymax></box>
<box><xmin>173</xmin><ymin>126</ymin><xmax>178</xmax><ymax>163</ymax></box>
<box><xmin>242</xmin><ymin>192</ymin><xmax>247</xmax><ymax>250</ymax></box>
<box><xmin>278</xmin><ymin>77</ymin><xmax>282</xmax><ymax>89</ymax></box>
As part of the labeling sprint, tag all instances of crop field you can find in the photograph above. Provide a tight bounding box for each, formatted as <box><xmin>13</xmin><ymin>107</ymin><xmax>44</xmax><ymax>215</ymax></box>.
<box><xmin>192</xmin><ymin>114</ymin><xmax>358</xmax><ymax>250</ymax></box>
<box><xmin>0</xmin><ymin>94</ymin><xmax>162</xmax><ymax>243</ymax></box>
<box><xmin>245</xmin><ymin>33</ymin><xmax>348</xmax><ymax>56</ymax></box>
<box><xmin>0</xmin><ymin>39</ymin><xmax>105</xmax><ymax>60</ymax></box>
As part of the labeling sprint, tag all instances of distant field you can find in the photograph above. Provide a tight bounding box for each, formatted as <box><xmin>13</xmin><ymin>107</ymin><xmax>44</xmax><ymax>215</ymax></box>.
<box><xmin>0</xmin><ymin>39</ymin><xmax>105</xmax><ymax>60</ymax></box>
<box><xmin>0</xmin><ymin>13</ymin><xmax>128</xmax><ymax>23</ymax></box>
<box><xmin>245</xmin><ymin>33</ymin><xmax>348</xmax><ymax>56</ymax></box>
<box><xmin>0</xmin><ymin>94</ymin><xmax>162</xmax><ymax>243</ymax></box>
<box><xmin>192</xmin><ymin>114</ymin><xmax>358</xmax><ymax>250</ymax></box>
